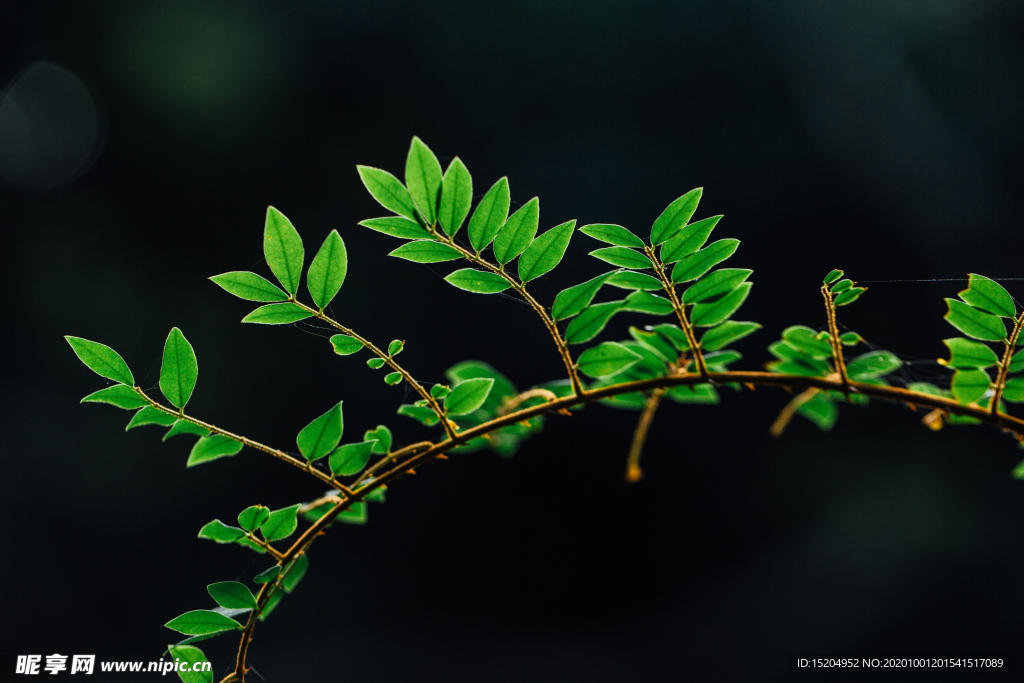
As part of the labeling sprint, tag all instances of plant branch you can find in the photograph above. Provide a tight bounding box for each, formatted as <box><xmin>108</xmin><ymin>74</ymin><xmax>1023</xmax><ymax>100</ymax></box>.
<box><xmin>647</xmin><ymin>246</ymin><xmax>709</xmax><ymax>378</ymax></box>
<box><xmin>625</xmin><ymin>388</ymin><xmax>664</xmax><ymax>482</ymax></box>
<box><xmin>822</xmin><ymin>285</ymin><xmax>850</xmax><ymax>390</ymax></box>
<box><xmin>769</xmin><ymin>387</ymin><xmax>820</xmax><ymax>437</ymax></box>
<box><xmin>991</xmin><ymin>312</ymin><xmax>1024</xmax><ymax>415</ymax></box>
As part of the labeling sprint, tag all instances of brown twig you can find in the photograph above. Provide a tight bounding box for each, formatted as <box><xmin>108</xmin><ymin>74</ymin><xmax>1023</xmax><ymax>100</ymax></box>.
<box><xmin>991</xmin><ymin>312</ymin><xmax>1024</xmax><ymax>415</ymax></box>
<box><xmin>625</xmin><ymin>388</ymin><xmax>665</xmax><ymax>482</ymax></box>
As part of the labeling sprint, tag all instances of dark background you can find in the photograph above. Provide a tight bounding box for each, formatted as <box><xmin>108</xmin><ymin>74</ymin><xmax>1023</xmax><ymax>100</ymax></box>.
<box><xmin>2</xmin><ymin>1</ymin><xmax>1024</xmax><ymax>681</ymax></box>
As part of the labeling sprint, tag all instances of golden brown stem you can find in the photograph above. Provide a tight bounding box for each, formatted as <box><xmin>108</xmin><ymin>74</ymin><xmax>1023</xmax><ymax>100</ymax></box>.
<box><xmin>647</xmin><ymin>246</ymin><xmax>709</xmax><ymax>378</ymax></box>
<box><xmin>991</xmin><ymin>313</ymin><xmax>1024</xmax><ymax>415</ymax></box>
<box><xmin>769</xmin><ymin>387</ymin><xmax>820</xmax><ymax>437</ymax></box>
<box><xmin>625</xmin><ymin>388</ymin><xmax>665</xmax><ymax>482</ymax></box>
<box><xmin>821</xmin><ymin>285</ymin><xmax>850</xmax><ymax>390</ymax></box>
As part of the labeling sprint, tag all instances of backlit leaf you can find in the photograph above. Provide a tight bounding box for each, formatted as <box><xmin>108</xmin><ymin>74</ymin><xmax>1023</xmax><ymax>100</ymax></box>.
<box><xmin>1002</xmin><ymin>376</ymin><xmax>1024</xmax><ymax>402</ymax></box>
<box><xmin>329</xmin><ymin>441</ymin><xmax>376</xmax><ymax>476</ymax></box>
<box><xmin>261</xmin><ymin>504</ymin><xmax>301</xmax><ymax>542</ymax></box>
<box><xmin>307</xmin><ymin>230</ymin><xmax>347</xmax><ymax>309</ymax></box>
<box><xmin>650</xmin><ymin>188</ymin><xmax>701</xmax><ymax>245</ymax></box>
<box><xmin>445</xmin><ymin>268</ymin><xmax>511</xmax><ymax>294</ymax></box>
<box><xmin>126</xmin><ymin>406</ymin><xmax>177</xmax><ymax>430</ymax></box>
<box><xmin>198</xmin><ymin>520</ymin><xmax>245</xmax><ymax>543</ymax></box>
<box><xmin>565</xmin><ymin>301</ymin><xmax>624</xmax><ymax>344</ymax></box>
<box><xmin>493</xmin><ymin>197</ymin><xmax>539</xmax><ymax>265</ymax></box>
<box><xmin>823</xmin><ymin>269</ymin><xmax>844</xmax><ymax>285</ymax></box>
<box><xmin>241</xmin><ymin>303</ymin><xmax>312</xmax><ymax>325</ymax></box>
<box><xmin>405</xmin><ymin>137</ymin><xmax>443</xmax><ymax>224</ymax></box>
<box><xmin>699</xmin><ymin>321</ymin><xmax>760</xmax><ymax>351</ymax></box>
<box><xmin>830</xmin><ymin>279</ymin><xmax>853</xmax><ymax>294</ymax></box>
<box><xmin>364</xmin><ymin>425</ymin><xmax>393</xmax><ymax>453</ymax></box>
<box><xmin>833</xmin><ymin>287</ymin><xmax>866</xmax><ymax>307</ymax></box>
<box><xmin>253</xmin><ymin>566</ymin><xmax>281</xmax><ymax>584</ymax></box>
<box><xmin>660</xmin><ymin>215</ymin><xmax>722</xmax><ymax>264</ymax></box>
<box><xmin>358</xmin><ymin>216</ymin><xmax>433</xmax><ymax>239</ymax></box>
<box><xmin>782</xmin><ymin>325</ymin><xmax>833</xmax><ymax>359</ymax></box>
<box><xmin>367</xmin><ymin>358</ymin><xmax>385</xmax><ymax>369</ymax></box>
<box><xmin>187</xmin><ymin>435</ymin><xmax>243</xmax><ymax>467</ymax></box>
<box><xmin>339</xmin><ymin>501</ymin><xmax>368</xmax><ymax>525</ymax></box>
<box><xmin>944</xmin><ymin>298</ymin><xmax>1007</xmax><ymax>341</ymax></box>
<box><xmin>846</xmin><ymin>350</ymin><xmax>902</xmax><ymax>380</ymax></box>
<box><xmin>690</xmin><ymin>282</ymin><xmax>751</xmax><ymax>326</ymax></box>
<box><xmin>951</xmin><ymin>368</ymin><xmax>990</xmax><ymax>405</ymax></box>
<box><xmin>648</xmin><ymin>323</ymin><xmax>690</xmax><ymax>351</ymax></box>
<box><xmin>577</xmin><ymin>342</ymin><xmax>642</xmax><ymax>379</ymax></box>
<box><xmin>621</xmin><ymin>290</ymin><xmax>674</xmax><ymax>316</ymax></box>
<box><xmin>839</xmin><ymin>332</ymin><xmax>863</xmax><ymax>346</ymax></box>
<box><xmin>160</xmin><ymin>327</ymin><xmax>198</xmax><ymax>410</ymax></box>
<box><xmin>388</xmin><ymin>340</ymin><xmax>404</xmax><ymax>356</ymax></box>
<box><xmin>519</xmin><ymin>219</ymin><xmax>575</xmax><ymax>282</ymax></box>
<box><xmin>296</xmin><ymin>402</ymin><xmax>343</xmax><ymax>461</ymax></box>
<box><xmin>283</xmin><ymin>555</ymin><xmax>309</xmax><ymax>593</ymax></box>
<box><xmin>667</xmin><ymin>384</ymin><xmax>719</xmax><ymax>404</ymax></box>
<box><xmin>167</xmin><ymin>645</ymin><xmax>212</xmax><ymax>683</ymax></box>
<box><xmin>65</xmin><ymin>336</ymin><xmax>134</xmax><ymax>386</ymax></box>
<box><xmin>1010</xmin><ymin>348</ymin><xmax>1024</xmax><ymax>374</ymax></box>
<box><xmin>629</xmin><ymin>326</ymin><xmax>676</xmax><ymax>362</ymax></box>
<box><xmin>682</xmin><ymin>268</ymin><xmax>752</xmax><ymax>304</ymax></box>
<box><xmin>943</xmin><ymin>338</ymin><xmax>1000</xmax><ymax>369</ymax></box>
<box><xmin>165</xmin><ymin>610</ymin><xmax>241</xmax><ymax>636</ymax></box>
<box><xmin>397</xmin><ymin>404</ymin><xmax>439</xmax><ymax>426</ymax></box>
<box><xmin>579</xmin><ymin>223</ymin><xmax>645</xmax><ymax>248</ymax></box>
<box><xmin>445</xmin><ymin>361</ymin><xmax>517</xmax><ymax>411</ymax></box>
<box><xmin>238</xmin><ymin>505</ymin><xmax>270</xmax><ymax>531</ymax></box>
<box><xmin>552</xmin><ymin>271</ymin><xmax>617</xmax><ymax>320</ymax></box>
<box><xmin>264</xmin><ymin>207</ymin><xmax>304</xmax><ymax>296</ymax></box>
<box><xmin>797</xmin><ymin>393</ymin><xmax>837</xmax><ymax>430</ymax></box>
<box><xmin>384</xmin><ymin>372</ymin><xmax>402</xmax><ymax>385</ymax></box>
<box><xmin>445</xmin><ymin>378</ymin><xmax>495</xmax><ymax>415</ymax></box>
<box><xmin>960</xmin><ymin>274</ymin><xmax>1015</xmax><ymax>317</ymax></box>
<box><xmin>163</xmin><ymin>419</ymin><xmax>210</xmax><ymax>442</ymax></box>
<box><xmin>389</xmin><ymin>240</ymin><xmax>461</xmax><ymax>263</ymax></box>
<box><xmin>468</xmin><ymin>177</ymin><xmax>510</xmax><ymax>252</ymax></box>
<box><xmin>81</xmin><ymin>385</ymin><xmax>146</xmax><ymax>410</ymax></box>
<box><xmin>438</xmin><ymin>157</ymin><xmax>472</xmax><ymax>237</ymax></box>
<box><xmin>671</xmin><ymin>239</ymin><xmax>739</xmax><ymax>283</ymax></box>
<box><xmin>330</xmin><ymin>334</ymin><xmax>363</xmax><ymax>355</ymax></box>
<box><xmin>209</xmin><ymin>272</ymin><xmax>288</xmax><ymax>302</ymax></box>
<box><xmin>357</xmin><ymin>166</ymin><xmax>417</xmax><ymax>220</ymax></box>
<box><xmin>589</xmin><ymin>246</ymin><xmax>652</xmax><ymax>270</ymax></box>
<box><xmin>607</xmin><ymin>271</ymin><xmax>662</xmax><ymax>290</ymax></box>
<box><xmin>208</xmin><ymin>582</ymin><xmax>258</xmax><ymax>610</ymax></box>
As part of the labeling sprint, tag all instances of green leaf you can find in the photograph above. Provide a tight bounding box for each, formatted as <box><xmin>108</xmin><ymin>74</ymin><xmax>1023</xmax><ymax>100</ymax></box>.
<box><xmin>629</xmin><ymin>326</ymin><xmax>676</xmax><ymax>362</ymax></box>
<box><xmin>81</xmin><ymin>385</ymin><xmax>147</xmax><ymax>410</ymax></box>
<box><xmin>253</xmin><ymin>566</ymin><xmax>281</xmax><ymax>584</ymax></box>
<box><xmin>187</xmin><ymin>435</ymin><xmax>243</xmax><ymax>467</ymax></box>
<box><xmin>357</xmin><ymin>165</ymin><xmax>417</xmax><ymax>220</ymax></box>
<box><xmin>589</xmin><ymin>246</ymin><xmax>652</xmax><ymax>270</ymax></box>
<box><xmin>358</xmin><ymin>216</ymin><xmax>433</xmax><ymax>240</ymax></box>
<box><xmin>167</xmin><ymin>645</ymin><xmax>213</xmax><ymax>683</ymax></box>
<box><xmin>264</xmin><ymin>206</ymin><xmax>304</xmax><ymax>296</ymax></box>
<box><xmin>552</xmin><ymin>271</ymin><xmax>617</xmax><ymax>320</ymax></box>
<box><xmin>823</xmin><ymin>269</ymin><xmax>844</xmax><ymax>285</ymax></box>
<box><xmin>65</xmin><ymin>336</ymin><xmax>134</xmax><ymax>386</ymax></box>
<box><xmin>438</xmin><ymin>157</ymin><xmax>472</xmax><ymax>237</ymax></box>
<box><xmin>666</xmin><ymin>384</ymin><xmax>719</xmax><ymax>404</ymax></box>
<box><xmin>364</xmin><ymin>425</ymin><xmax>392</xmax><ymax>453</ymax></box>
<box><xmin>690</xmin><ymin>282</ymin><xmax>752</xmax><ymax>326</ymax></box>
<box><xmin>241</xmin><ymin>303</ymin><xmax>312</xmax><ymax>325</ymax></box>
<box><xmin>261</xmin><ymin>504</ymin><xmax>301</xmax><ymax>542</ymax></box>
<box><xmin>329</xmin><ymin>441</ymin><xmax>376</xmax><ymax>476</ymax></box>
<box><xmin>833</xmin><ymin>287</ymin><xmax>866</xmax><ymax>306</ymax></box>
<box><xmin>831</xmin><ymin>279</ymin><xmax>853</xmax><ymax>294</ymax></box>
<box><xmin>782</xmin><ymin>325</ymin><xmax>833</xmax><ymax>359</ymax></box>
<box><xmin>388</xmin><ymin>240</ymin><xmax>462</xmax><ymax>263</ymax></box>
<box><xmin>397</xmin><ymin>404</ymin><xmax>439</xmax><ymax>426</ymax></box>
<box><xmin>238</xmin><ymin>505</ymin><xmax>270</xmax><ymax>532</ymax></box>
<box><xmin>565</xmin><ymin>301</ymin><xmax>624</xmax><ymax>344</ymax></box>
<box><xmin>258</xmin><ymin>590</ymin><xmax>283</xmax><ymax>621</ymax></box>
<box><xmin>951</xmin><ymin>368</ymin><xmax>990</xmax><ymax>405</ymax></box>
<box><xmin>518</xmin><ymin>219</ymin><xmax>576</xmax><ymax>282</ymax></box>
<box><xmin>283</xmin><ymin>555</ymin><xmax>309</xmax><ymax>593</ymax></box>
<box><xmin>163</xmin><ymin>419</ymin><xmax>210</xmax><ymax>442</ymax></box>
<box><xmin>296</xmin><ymin>402</ymin><xmax>344</xmax><ymax>461</ymax></box>
<box><xmin>384</xmin><ymin>372</ymin><xmax>402</xmax><ymax>385</ymax></box>
<box><xmin>845</xmin><ymin>350</ymin><xmax>902</xmax><ymax>380</ymax></box>
<box><xmin>445</xmin><ymin>268</ymin><xmax>512</xmax><ymax>294</ymax></box>
<box><xmin>165</xmin><ymin>610</ymin><xmax>242</xmax><ymax>636</ymax></box>
<box><xmin>797</xmin><ymin>393</ymin><xmax>838</xmax><ymax>430</ymax></box>
<box><xmin>682</xmin><ymin>268</ymin><xmax>752</xmax><ymax>304</ymax></box>
<box><xmin>209</xmin><ymin>272</ymin><xmax>288</xmax><ymax>302</ymax></box>
<box><xmin>942</xmin><ymin>338</ymin><xmax>1000</xmax><ymax>369</ymax></box>
<box><xmin>235</xmin><ymin>538</ymin><xmax>267</xmax><ymax>554</ymax></box>
<box><xmin>208</xmin><ymin>581</ymin><xmax>258</xmax><ymax>610</ymax></box>
<box><xmin>330</xmin><ymin>334</ymin><xmax>363</xmax><ymax>355</ymax></box>
<box><xmin>445</xmin><ymin>378</ymin><xmax>495</xmax><ymax>415</ymax></box>
<box><xmin>704</xmin><ymin>349</ymin><xmax>742</xmax><ymax>367</ymax></box>
<box><xmin>1013</xmin><ymin>458</ymin><xmax>1024</xmax><ymax>479</ymax></box>
<box><xmin>579</xmin><ymin>223</ymin><xmax>645</xmax><ymax>248</ymax></box>
<box><xmin>577</xmin><ymin>342</ymin><xmax>642</xmax><ymax>379</ymax></box>
<box><xmin>160</xmin><ymin>327</ymin><xmax>198</xmax><ymax>410</ymax></box>
<box><xmin>699</xmin><ymin>321</ymin><xmax>760</xmax><ymax>351</ymax></box>
<box><xmin>430</xmin><ymin>384</ymin><xmax>450</xmax><ymax>398</ymax></box>
<box><xmin>840</xmin><ymin>332</ymin><xmax>864</xmax><ymax>346</ymax></box>
<box><xmin>388</xmin><ymin>340</ymin><xmax>404</xmax><ymax>356</ymax></box>
<box><xmin>660</xmin><ymin>215</ymin><xmax>723</xmax><ymax>264</ymax></box>
<box><xmin>1010</xmin><ymin>348</ymin><xmax>1024</xmax><ymax>374</ymax></box>
<box><xmin>405</xmin><ymin>137</ymin><xmax>443</xmax><ymax>224</ymax></box>
<box><xmin>607</xmin><ymin>271</ymin><xmax>662</xmax><ymax>290</ymax></box>
<box><xmin>769</xmin><ymin>341</ymin><xmax>831</xmax><ymax>375</ymax></box>
<box><xmin>367</xmin><ymin>358</ymin><xmax>385</xmax><ymax>369</ymax></box>
<box><xmin>307</xmin><ymin>230</ymin><xmax>347</xmax><ymax>309</ymax></box>
<box><xmin>650</xmin><ymin>188</ymin><xmax>701</xmax><ymax>245</ymax></box>
<box><xmin>445</xmin><ymin>361</ymin><xmax>517</xmax><ymax>411</ymax></box>
<box><xmin>198</xmin><ymin>520</ymin><xmax>245</xmax><ymax>543</ymax></box>
<box><xmin>670</xmin><ymin>239</ymin><xmax>739</xmax><ymax>283</ymax></box>
<box><xmin>493</xmin><ymin>197</ymin><xmax>539</xmax><ymax>265</ymax></box>
<box><xmin>648</xmin><ymin>323</ymin><xmax>690</xmax><ymax>351</ymax></box>
<box><xmin>339</xmin><ymin>501</ymin><xmax>368</xmax><ymax>525</ymax></box>
<box><xmin>944</xmin><ymin>298</ymin><xmax>1007</xmax><ymax>341</ymax></box>
<box><xmin>126</xmin><ymin>406</ymin><xmax>178</xmax><ymax>430</ymax></box>
<box><xmin>468</xmin><ymin>177</ymin><xmax>510</xmax><ymax>252</ymax></box>
<box><xmin>960</xmin><ymin>274</ymin><xmax>1015</xmax><ymax>317</ymax></box>
<box><xmin>365</xmin><ymin>486</ymin><xmax>387</xmax><ymax>503</ymax></box>
<box><xmin>621</xmin><ymin>290</ymin><xmax>674</xmax><ymax>316</ymax></box>
<box><xmin>1002</xmin><ymin>376</ymin><xmax>1024</xmax><ymax>402</ymax></box>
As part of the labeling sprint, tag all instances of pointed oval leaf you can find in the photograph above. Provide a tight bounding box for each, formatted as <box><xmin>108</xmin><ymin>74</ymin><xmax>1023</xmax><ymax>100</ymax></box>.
<box><xmin>445</xmin><ymin>360</ymin><xmax>517</xmax><ymax>410</ymax></box>
<box><xmin>238</xmin><ymin>505</ymin><xmax>270</xmax><ymax>531</ymax></box>
<box><xmin>445</xmin><ymin>378</ymin><xmax>495</xmax><ymax>416</ymax></box>
<box><xmin>307</xmin><ymin>230</ymin><xmax>347</xmax><ymax>309</ymax></box>
<box><xmin>397</xmin><ymin>404</ymin><xmax>439</xmax><ymax>426</ymax></box>
<box><xmin>797</xmin><ymin>393</ymin><xmax>838</xmax><ymax>430</ymax></box>
<box><xmin>846</xmin><ymin>350</ymin><xmax>902</xmax><ymax>380</ymax></box>
<box><xmin>209</xmin><ymin>272</ymin><xmax>288</xmax><ymax>302</ymax></box>
<box><xmin>960</xmin><ymin>274</ymin><xmax>1015</xmax><ymax>317</ymax></box>
<box><xmin>660</xmin><ymin>215</ymin><xmax>723</xmax><ymax>264</ymax></box>
<box><xmin>283</xmin><ymin>554</ymin><xmax>309</xmax><ymax>594</ymax></box>
<box><xmin>782</xmin><ymin>325</ymin><xmax>833</xmax><ymax>359</ymax></box>
<box><xmin>1002</xmin><ymin>376</ymin><xmax>1024</xmax><ymax>403</ymax></box>
<box><xmin>445</xmin><ymin>268</ymin><xmax>512</xmax><ymax>294</ymax></box>
<box><xmin>81</xmin><ymin>385</ymin><xmax>147</xmax><ymax>410</ymax></box>
<box><xmin>163</xmin><ymin>419</ymin><xmax>210</xmax><ymax>442</ymax></box>
<box><xmin>388</xmin><ymin>340</ymin><xmax>404</xmax><ymax>356</ymax></box>
<box><xmin>833</xmin><ymin>287</ymin><xmax>866</xmax><ymax>306</ymax></box>
<box><xmin>367</xmin><ymin>358</ymin><xmax>386</xmax><ymax>369</ymax></box>
<box><xmin>493</xmin><ymin>197</ymin><xmax>539</xmax><ymax>265</ymax></box>
<box><xmin>187</xmin><ymin>435</ymin><xmax>243</xmax><ymax>467</ymax></box>
<box><xmin>330</xmin><ymin>334</ymin><xmax>363</xmax><ymax>355</ymax></box>
<box><xmin>650</xmin><ymin>188</ymin><xmax>702</xmax><ymax>245</ymax></box>
<box><xmin>264</xmin><ymin>206</ymin><xmax>304</xmax><ymax>296</ymax></box>
<box><xmin>65</xmin><ymin>336</ymin><xmax>134</xmax><ymax>386</ymax></box>
<box><xmin>565</xmin><ymin>301</ymin><xmax>625</xmax><ymax>344</ymax></box>
<box><xmin>160</xmin><ymin>327</ymin><xmax>198</xmax><ymax>410</ymax></box>
<box><xmin>840</xmin><ymin>332</ymin><xmax>864</xmax><ymax>346</ymax></box>
<box><xmin>261</xmin><ymin>504</ymin><xmax>301</xmax><ymax>542</ymax></box>
<box><xmin>519</xmin><ymin>219</ymin><xmax>576</xmax><ymax>282</ymax></box>
<box><xmin>357</xmin><ymin>165</ymin><xmax>417</xmax><ymax>220</ymax></box>
<box><xmin>241</xmin><ymin>303</ymin><xmax>312</xmax><ymax>325</ymax></box>
<box><xmin>698</xmin><ymin>321</ymin><xmax>760</xmax><ymax>351</ymax></box>
<box><xmin>823</xmin><ymin>269</ymin><xmax>844</xmax><ymax>285</ymax></box>
<box><xmin>126</xmin><ymin>406</ymin><xmax>178</xmax><ymax>430</ymax></box>
<box><xmin>607</xmin><ymin>271</ymin><xmax>662</xmax><ymax>290</ymax></box>
<box><xmin>671</xmin><ymin>239</ymin><xmax>739</xmax><ymax>283</ymax></box>
<box><xmin>166</xmin><ymin>645</ymin><xmax>213</xmax><ymax>683</ymax></box>
<box><xmin>384</xmin><ymin>372</ymin><xmax>402</xmax><ymax>385</ymax></box>
<box><xmin>406</xmin><ymin>137</ymin><xmax>443</xmax><ymax>224</ymax></box>
<box><xmin>622</xmin><ymin>290</ymin><xmax>674</xmax><ymax>316</ymax></box>
<box><xmin>358</xmin><ymin>216</ymin><xmax>433</xmax><ymax>239</ymax></box>
<box><xmin>296</xmin><ymin>402</ymin><xmax>343</xmax><ymax>461</ymax></box>
<box><xmin>628</xmin><ymin>326</ymin><xmax>676</xmax><ymax>362</ymax></box>
<box><xmin>831</xmin><ymin>279</ymin><xmax>853</xmax><ymax>294</ymax></box>
<box><xmin>329</xmin><ymin>441</ymin><xmax>376</xmax><ymax>476</ymax></box>
<box><xmin>552</xmin><ymin>271</ymin><xmax>618</xmax><ymax>320</ymax></box>
<box><xmin>577</xmin><ymin>341</ymin><xmax>642</xmax><ymax>379</ymax></box>
<box><xmin>438</xmin><ymin>157</ymin><xmax>472</xmax><ymax>237</ymax></box>
<box><xmin>943</xmin><ymin>338</ymin><xmax>1000</xmax><ymax>369</ymax></box>
<box><xmin>690</xmin><ymin>282</ymin><xmax>752</xmax><ymax>327</ymax></box>
<box><xmin>944</xmin><ymin>298</ymin><xmax>1007</xmax><ymax>341</ymax></box>
<box><xmin>165</xmin><ymin>610</ymin><xmax>242</xmax><ymax>636</ymax></box>
<box><xmin>198</xmin><ymin>520</ymin><xmax>245</xmax><ymax>543</ymax></box>
<box><xmin>1010</xmin><ymin>348</ymin><xmax>1024</xmax><ymax>374</ymax></box>
<box><xmin>468</xmin><ymin>177</ymin><xmax>510</xmax><ymax>252</ymax></box>
<box><xmin>589</xmin><ymin>246</ymin><xmax>652</xmax><ymax>270</ymax></box>
<box><xmin>951</xmin><ymin>368</ymin><xmax>990</xmax><ymax>405</ymax></box>
<box><xmin>579</xmin><ymin>224</ymin><xmax>645</xmax><ymax>248</ymax></box>
<box><xmin>389</xmin><ymin>240</ymin><xmax>461</xmax><ymax>263</ymax></box>
<box><xmin>253</xmin><ymin>566</ymin><xmax>281</xmax><ymax>584</ymax></box>
<box><xmin>682</xmin><ymin>268</ymin><xmax>752</xmax><ymax>304</ymax></box>
<box><xmin>208</xmin><ymin>581</ymin><xmax>258</xmax><ymax>610</ymax></box>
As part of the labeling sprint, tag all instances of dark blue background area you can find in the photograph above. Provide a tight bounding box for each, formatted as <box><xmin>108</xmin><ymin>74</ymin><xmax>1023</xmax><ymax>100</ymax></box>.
<box><xmin>2</xmin><ymin>1</ymin><xmax>1023</xmax><ymax>681</ymax></box>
